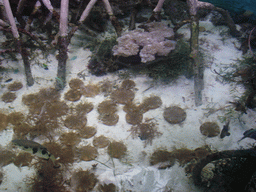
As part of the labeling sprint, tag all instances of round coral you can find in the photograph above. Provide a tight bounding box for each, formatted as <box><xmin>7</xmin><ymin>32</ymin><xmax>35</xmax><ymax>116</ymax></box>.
<box><xmin>82</xmin><ymin>84</ymin><xmax>100</xmax><ymax>97</ymax></box>
<box><xmin>59</xmin><ymin>132</ymin><xmax>81</xmax><ymax>146</ymax></box>
<box><xmin>69</xmin><ymin>78</ymin><xmax>84</xmax><ymax>90</ymax></box>
<box><xmin>163</xmin><ymin>106</ymin><xmax>186</xmax><ymax>124</ymax></box>
<box><xmin>107</xmin><ymin>141</ymin><xmax>127</xmax><ymax>159</ymax></box>
<box><xmin>98</xmin><ymin>113</ymin><xmax>119</xmax><ymax>126</ymax></box>
<box><xmin>140</xmin><ymin>95</ymin><xmax>162</xmax><ymax>113</ymax></box>
<box><xmin>79</xmin><ymin>126</ymin><xmax>97</xmax><ymax>139</ymax></box>
<box><xmin>64</xmin><ymin>89</ymin><xmax>82</xmax><ymax>101</ymax></box>
<box><xmin>79</xmin><ymin>145</ymin><xmax>98</xmax><ymax>161</ymax></box>
<box><xmin>1</xmin><ymin>92</ymin><xmax>17</xmax><ymax>103</ymax></box>
<box><xmin>64</xmin><ymin>115</ymin><xmax>87</xmax><ymax>129</ymax></box>
<box><xmin>200</xmin><ymin>122</ymin><xmax>220</xmax><ymax>137</ymax></box>
<box><xmin>7</xmin><ymin>81</ymin><xmax>23</xmax><ymax>91</ymax></box>
<box><xmin>97</xmin><ymin>100</ymin><xmax>118</xmax><ymax>115</ymax></box>
<box><xmin>120</xmin><ymin>79</ymin><xmax>136</xmax><ymax>90</ymax></box>
<box><xmin>125</xmin><ymin>112</ymin><xmax>143</xmax><ymax>125</ymax></box>
<box><xmin>111</xmin><ymin>88</ymin><xmax>135</xmax><ymax>104</ymax></box>
<box><xmin>93</xmin><ymin>135</ymin><xmax>110</xmax><ymax>148</ymax></box>
<box><xmin>76</xmin><ymin>102</ymin><xmax>94</xmax><ymax>116</ymax></box>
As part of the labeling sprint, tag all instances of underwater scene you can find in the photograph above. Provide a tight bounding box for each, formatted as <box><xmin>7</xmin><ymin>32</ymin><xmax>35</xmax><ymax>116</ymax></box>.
<box><xmin>0</xmin><ymin>0</ymin><xmax>256</xmax><ymax>191</ymax></box>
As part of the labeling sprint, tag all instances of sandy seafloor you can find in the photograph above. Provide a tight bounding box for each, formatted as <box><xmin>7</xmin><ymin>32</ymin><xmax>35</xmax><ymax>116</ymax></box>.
<box><xmin>0</xmin><ymin>14</ymin><xmax>255</xmax><ymax>192</ymax></box>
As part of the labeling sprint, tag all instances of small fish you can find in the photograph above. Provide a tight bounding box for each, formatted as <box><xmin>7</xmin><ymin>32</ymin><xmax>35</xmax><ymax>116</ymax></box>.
<box><xmin>220</xmin><ymin>120</ymin><xmax>230</xmax><ymax>139</ymax></box>
<box><xmin>12</xmin><ymin>140</ymin><xmax>59</xmax><ymax>168</ymax></box>
<box><xmin>237</xmin><ymin>129</ymin><xmax>256</xmax><ymax>143</ymax></box>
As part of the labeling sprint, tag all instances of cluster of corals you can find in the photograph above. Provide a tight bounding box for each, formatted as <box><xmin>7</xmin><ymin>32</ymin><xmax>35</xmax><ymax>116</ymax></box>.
<box><xmin>124</xmin><ymin>95</ymin><xmax>162</xmax><ymax>125</ymax></box>
<box><xmin>1</xmin><ymin>81</ymin><xmax>23</xmax><ymax>103</ymax></box>
<box><xmin>64</xmin><ymin>78</ymin><xmax>101</xmax><ymax>101</ymax></box>
<box><xmin>112</xmin><ymin>22</ymin><xmax>177</xmax><ymax>63</ymax></box>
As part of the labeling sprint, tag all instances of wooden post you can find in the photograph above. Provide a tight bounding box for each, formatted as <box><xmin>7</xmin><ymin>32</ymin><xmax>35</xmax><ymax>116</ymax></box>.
<box><xmin>3</xmin><ymin>0</ymin><xmax>34</xmax><ymax>86</ymax></box>
<box><xmin>56</xmin><ymin>0</ymin><xmax>69</xmax><ymax>90</ymax></box>
<box><xmin>187</xmin><ymin>0</ymin><xmax>203</xmax><ymax>106</ymax></box>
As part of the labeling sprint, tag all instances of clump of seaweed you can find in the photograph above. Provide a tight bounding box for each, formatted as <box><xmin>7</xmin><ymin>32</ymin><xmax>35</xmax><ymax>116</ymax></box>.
<box><xmin>37</xmin><ymin>87</ymin><xmax>60</xmax><ymax>102</ymax></box>
<box><xmin>43</xmin><ymin>141</ymin><xmax>76</xmax><ymax>165</ymax></box>
<box><xmin>0</xmin><ymin>113</ymin><xmax>8</xmax><ymax>132</ymax></box>
<box><xmin>75</xmin><ymin>102</ymin><xmax>94</xmax><ymax>116</ymax></box>
<box><xmin>0</xmin><ymin>147</ymin><xmax>15</xmax><ymax>167</ymax></box>
<box><xmin>78</xmin><ymin>126</ymin><xmax>97</xmax><ymax>139</ymax></box>
<box><xmin>111</xmin><ymin>88</ymin><xmax>135</xmax><ymax>104</ymax></box>
<box><xmin>69</xmin><ymin>78</ymin><xmax>84</xmax><ymax>90</ymax></box>
<box><xmin>139</xmin><ymin>95</ymin><xmax>162</xmax><ymax>113</ymax></box>
<box><xmin>139</xmin><ymin>39</ymin><xmax>191</xmax><ymax>82</ymax></box>
<box><xmin>93</xmin><ymin>135</ymin><xmax>110</xmax><ymax>148</ymax></box>
<box><xmin>129</xmin><ymin>118</ymin><xmax>162</xmax><ymax>147</ymax></box>
<box><xmin>12</xmin><ymin>122</ymin><xmax>32</xmax><ymax>139</ymax></box>
<box><xmin>82</xmin><ymin>84</ymin><xmax>101</xmax><ymax>97</ymax></box>
<box><xmin>163</xmin><ymin>106</ymin><xmax>186</xmax><ymax>124</ymax></box>
<box><xmin>71</xmin><ymin>169</ymin><xmax>98</xmax><ymax>192</ymax></box>
<box><xmin>78</xmin><ymin>145</ymin><xmax>98</xmax><ymax>161</ymax></box>
<box><xmin>98</xmin><ymin>113</ymin><xmax>119</xmax><ymax>126</ymax></box>
<box><xmin>64</xmin><ymin>115</ymin><xmax>87</xmax><ymax>129</ymax></box>
<box><xmin>7</xmin><ymin>81</ymin><xmax>23</xmax><ymax>91</ymax></box>
<box><xmin>64</xmin><ymin>89</ymin><xmax>82</xmax><ymax>102</ymax></box>
<box><xmin>13</xmin><ymin>153</ymin><xmax>33</xmax><ymax>167</ymax></box>
<box><xmin>59</xmin><ymin>132</ymin><xmax>81</xmax><ymax>147</ymax></box>
<box><xmin>1</xmin><ymin>92</ymin><xmax>17</xmax><ymax>103</ymax></box>
<box><xmin>107</xmin><ymin>141</ymin><xmax>127</xmax><ymax>159</ymax></box>
<box><xmin>28</xmin><ymin>161</ymin><xmax>67</xmax><ymax>192</ymax></box>
<box><xmin>200</xmin><ymin>122</ymin><xmax>220</xmax><ymax>137</ymax></box>
<box><xmin>7</xmin><ymin>112</ymin><xmax>25</xmax><ymax>126</ymax></box>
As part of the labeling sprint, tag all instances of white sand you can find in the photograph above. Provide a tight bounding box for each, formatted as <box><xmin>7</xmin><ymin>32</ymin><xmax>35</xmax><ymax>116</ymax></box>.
<box><xmin>0</xmin><ymin>15</ymin><xmax>255</xmax><ymax>192</ymax></box>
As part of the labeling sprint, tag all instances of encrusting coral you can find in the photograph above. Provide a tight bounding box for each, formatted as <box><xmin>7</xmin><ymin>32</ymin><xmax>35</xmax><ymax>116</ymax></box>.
<box><xmin>112</xmin><ymin>22</ymin><xmax>176</xmax><ymax>63</ymax></box>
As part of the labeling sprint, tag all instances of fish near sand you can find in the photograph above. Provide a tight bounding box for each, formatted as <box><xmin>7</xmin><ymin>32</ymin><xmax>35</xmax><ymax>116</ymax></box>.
<box><xmin>220</xmin><ymin>120</ymin><xmax>230</xmax><ymax>139</ymax></box>
<box><xmin>12</xmin><ymin>140</ymin><xmax>60</xmax><ymax>168</ymax></box>
<box><xmin>237</xmin><ymin>129</ymin><xmax>256</xmax><ymax>143</ymax></box>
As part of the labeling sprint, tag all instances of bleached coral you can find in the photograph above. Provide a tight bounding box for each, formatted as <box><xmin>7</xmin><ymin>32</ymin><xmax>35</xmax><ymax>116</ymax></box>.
<box><xmin>112</xmin><ymin>22</ymin><xmax>176</xmax><ymax>63</ymax></box>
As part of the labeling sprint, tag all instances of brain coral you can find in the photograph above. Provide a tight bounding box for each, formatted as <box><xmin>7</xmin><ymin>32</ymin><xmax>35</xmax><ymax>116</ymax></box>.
<box><xmin>112</xmin><ymin>22</ymin><xmax>176</xmax><ymax>63</ymax></box>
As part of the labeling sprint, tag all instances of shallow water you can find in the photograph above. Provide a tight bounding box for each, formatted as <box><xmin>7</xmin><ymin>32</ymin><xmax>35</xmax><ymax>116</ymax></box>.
<box><xmin>0</xmin><ymin>5</ymin><xmax>255</xmax><ymax>192</ymax></box>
